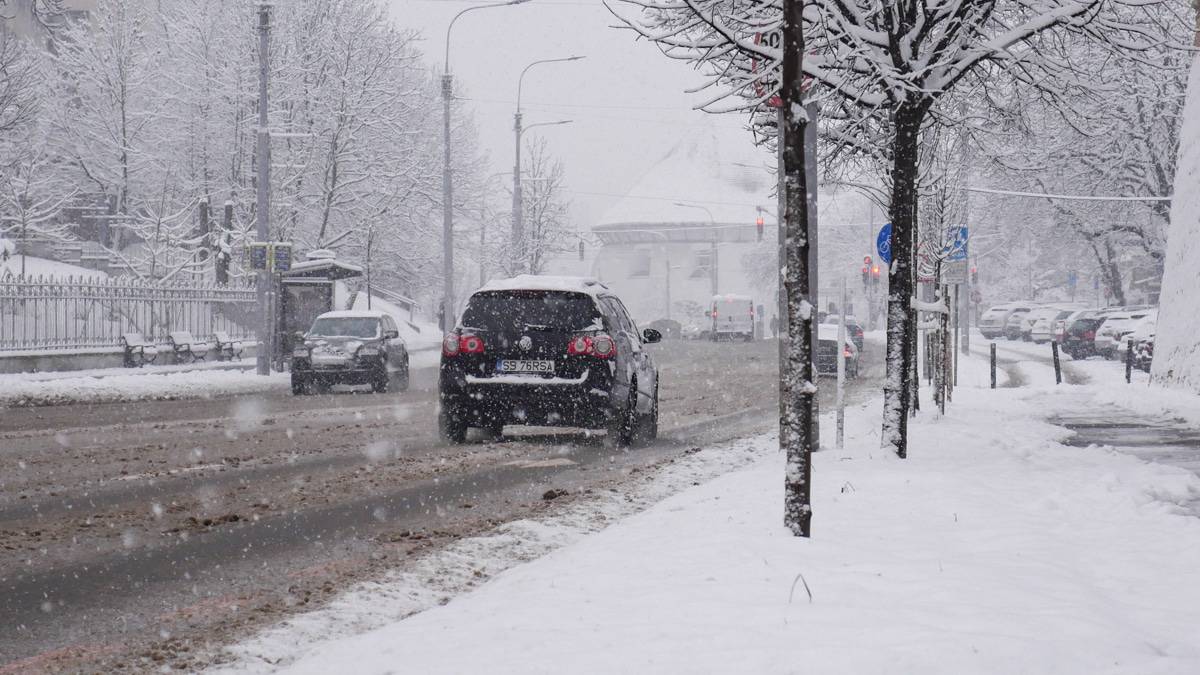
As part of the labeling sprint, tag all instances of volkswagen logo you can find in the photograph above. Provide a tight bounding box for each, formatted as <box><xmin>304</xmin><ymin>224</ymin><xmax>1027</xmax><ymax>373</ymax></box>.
<box><xmin>518</xmin><ymin>335</ymin><xmax>533</xmax><ymax>351</ymax></box>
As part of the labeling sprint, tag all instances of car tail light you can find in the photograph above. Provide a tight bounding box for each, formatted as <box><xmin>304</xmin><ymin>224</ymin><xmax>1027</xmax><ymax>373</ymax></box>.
<box><xmin>592</xmin><ymin>335</ymin><xmax>616</xmax><ymax>358</ymax></box>
<box><xmin>443</xmin><ymin>333</ymin><xmax>485</xmax><ymax>356</ymax></box>
<box><xmin>1083</xmin><ymin>330</ymin><xmax>1095</xmax><ymax>340</ymax></box>
<box><xmin>566</xmin><ymin>334</ymin><xmax>616</xmax><ymax>358</ymax></box>
<box><xmin>442</xmin><ymin>333</ymin><xmax>460</xmax><ymax>357</ymax></box>
<box><xmin>461</xmin><ymin>335</ymin><xmax>485</xmax><ymax>354</ymax></box>
<box><xmin>567</xmin><ymin>336</ymin><xmax>590</xmax><ymax>356</ymax></box>
<box><xmin>843</xmin><ymin>346</ymin><xmax>853</xmax><ymax>358</ymax></box>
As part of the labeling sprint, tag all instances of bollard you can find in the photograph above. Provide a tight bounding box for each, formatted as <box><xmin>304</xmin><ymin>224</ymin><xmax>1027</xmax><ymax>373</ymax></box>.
<box><xmin>1051</xmin><ymin>340</ymin><xmax>1062</xmax><ymax>385</ymax></box>
<box><xmin>1125</xmin><ymin>338</ymin><xmax>1134</xmax><ymax>384</ymax></box>
<box><xmin>990</xmin><ymin>342</ymin><xmax>997</xmax><ymax>389</ymax></box>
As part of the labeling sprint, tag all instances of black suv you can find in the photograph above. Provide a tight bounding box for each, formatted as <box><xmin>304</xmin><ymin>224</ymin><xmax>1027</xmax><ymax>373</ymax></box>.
<box><xmin>438</xmin><ymin>276</ymin><xmax>661</xmax><ymax>446</ymax></box>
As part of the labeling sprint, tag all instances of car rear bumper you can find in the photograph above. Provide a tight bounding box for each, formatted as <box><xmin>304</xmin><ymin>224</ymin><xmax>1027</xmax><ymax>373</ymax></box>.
<box><xmin>440</xmin><ymin>367</ymin><xmax>621</xmax><ymax>429</ymax></box>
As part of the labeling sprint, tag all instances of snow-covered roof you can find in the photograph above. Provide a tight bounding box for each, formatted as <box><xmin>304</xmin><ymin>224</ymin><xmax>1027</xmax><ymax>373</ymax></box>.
<box><xmin>477</xmin><ymin>275</ymin><xmax>610</xmax><ymax>297</ymax></box>
<box><xmin>285</xmin><ymin>258</ymin><xmax>364</xmax><ymax>280</ymax></box>
<box><xmin>316</xmin><ymin>310</ymin><xmax>387</xmax><ymax>320</ymax></box>
<box><xmin>595</xmin><ymin>118</ymin><xmax>773</xmax><ymax>229</ymax></box>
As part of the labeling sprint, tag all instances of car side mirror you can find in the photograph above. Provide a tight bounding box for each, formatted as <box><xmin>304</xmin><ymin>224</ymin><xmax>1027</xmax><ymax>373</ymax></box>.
<box><xmin>643</xmin><ymin>328</ymin><xmax>662</xmax><ymax>344</ymax></box>
<box><xmin>383</xmin><ymin>329</ymin><xmax>399</xmax><ymax>339</ymax></box>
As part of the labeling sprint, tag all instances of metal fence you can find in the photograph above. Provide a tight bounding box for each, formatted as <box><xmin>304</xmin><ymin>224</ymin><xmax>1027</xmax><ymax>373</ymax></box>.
<box><xmin>0</xmin><ymin>275</ymin><xmax>257</xmax><ymax>352</ymax></box>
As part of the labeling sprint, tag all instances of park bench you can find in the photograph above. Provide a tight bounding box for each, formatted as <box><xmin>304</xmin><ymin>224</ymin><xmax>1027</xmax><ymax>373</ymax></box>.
<box><xmin>168</xmin><ymin>331</ymin><xmax>209</xmax><ymax>362</ymax></box>
<box><xmin>120</xmin><ymin>333</ymin><xmax>158</xmax><ymax>368</ymax></box>
<box><xmin>213</xmin><ymin>331</ymin><xmax>243</xmax><ymax>361</ymax></box>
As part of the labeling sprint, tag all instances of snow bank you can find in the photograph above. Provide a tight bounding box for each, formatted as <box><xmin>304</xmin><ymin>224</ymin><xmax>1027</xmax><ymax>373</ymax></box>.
<box><xmin>1153</xmin><ymin>53</ymin><xmax>1200</xmax><ymax>393</ymax></box>
<box><xmin>0</xmin><ymin>368</ymin><xmax>287</xmax><ymax>407</ymax></box>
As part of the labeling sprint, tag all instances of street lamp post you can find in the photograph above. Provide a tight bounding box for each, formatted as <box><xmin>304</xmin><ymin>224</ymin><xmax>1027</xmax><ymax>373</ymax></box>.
<box><xmin>674</xmin><ymin>202</ymin><xmax>718</xmax><ymax>296</ymax></box>
<box><xmin>512</xmin><ymin>120</ymin><xmax>570</xmax><ymax>272</ymax></box>
<box><xmin>442</xmin><ymin>0</ymin><xmax>528</xmax><ymax>331</ymax></box>
<box><xmin>513</xmin><ymin>56</ymin><xmax>584</xmax><ymax>273</ymax></box>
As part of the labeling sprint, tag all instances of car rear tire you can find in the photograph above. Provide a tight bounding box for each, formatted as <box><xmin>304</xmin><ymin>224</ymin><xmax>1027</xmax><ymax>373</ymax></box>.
<box><xmin>605</xmin><ymin>386</ymin><xmax>637</xmax><ymax>449</ymax></box>
<box><xmin>634</xmin><ymin>384</ymin><xmax>659</xmax><ymax>446</ymax></box>
<box><xmin>439</xmin><ymin>407</ymin><xmax>468</xmax><ymax>443</ymax></box>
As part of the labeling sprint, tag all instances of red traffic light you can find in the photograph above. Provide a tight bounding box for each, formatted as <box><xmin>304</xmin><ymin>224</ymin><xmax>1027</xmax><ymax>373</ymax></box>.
<box><xmin>755</xmin><ymin>216</ymin><xmax>764</xmax><ymax>242</ymax></box>
<box><xmin>871</xmin><ymin>265</ymin><xmax>880</xmax><ymax>276</ymax></box>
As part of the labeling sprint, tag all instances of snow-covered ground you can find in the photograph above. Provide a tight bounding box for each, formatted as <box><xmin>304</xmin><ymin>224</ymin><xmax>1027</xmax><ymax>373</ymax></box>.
<box><xmin>211</xmin><ymin>347</ymin><xmax>1200</xmax><ymax>674</ymax></box>
<box><xmin>0</xmin><ymin>367</ymin><xmax>289</xmax><ymax>407</ymax></box>
<box><xmin>0</xmin><ymin>253</ymin><xmax>108</xmax><ymax>280</ymax></box>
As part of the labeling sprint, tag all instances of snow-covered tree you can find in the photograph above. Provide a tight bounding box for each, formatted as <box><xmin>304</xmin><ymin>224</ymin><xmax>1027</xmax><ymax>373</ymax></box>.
<box><xmin>517</xmin><ymin>137</ymin><xmax>572</xmax><ymax>276</ymax></box>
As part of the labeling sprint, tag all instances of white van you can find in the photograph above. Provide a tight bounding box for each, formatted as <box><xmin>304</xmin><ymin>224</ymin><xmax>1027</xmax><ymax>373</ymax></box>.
<box><xmin>709</xmin><ymin>294</ymin><xmax>754</xmax><ymax>342</ymax></box>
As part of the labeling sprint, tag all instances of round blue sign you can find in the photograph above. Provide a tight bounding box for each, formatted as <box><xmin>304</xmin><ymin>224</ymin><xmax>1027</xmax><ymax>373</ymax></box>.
<box><xmin>876</xmin><ymin>223</ymin><xmax>893</xmax><ymax>265</ymax></box>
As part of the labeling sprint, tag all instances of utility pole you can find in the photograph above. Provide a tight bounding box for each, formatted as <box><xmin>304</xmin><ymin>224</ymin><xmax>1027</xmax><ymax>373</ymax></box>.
<box><xmin>255</xmin><ymin>2</ymin><xmax>272</xmax><ymax>376</ymax></box>
<box><xmin>781</xmin><ymin>0</ymin><xmax>814</xmax><ymax>538</ymax></box>
<box><xmin>836</xmin><ymin>277</ymin><xmax>847</xmax><ymax>449</ymax></box>
<box><xmin>216</xmin><ymin>201</ymin><xmax>232</xmax><ymax>284</ymax></box>
<box><xmin>441</xmin><ymin>71</ymin><xmax>455</xmax><ymax>332</ymax></box>
<box><xmin>512</xmin><ymin>110</ymin><xmax>523</xmax><ymax>273</ymax></box>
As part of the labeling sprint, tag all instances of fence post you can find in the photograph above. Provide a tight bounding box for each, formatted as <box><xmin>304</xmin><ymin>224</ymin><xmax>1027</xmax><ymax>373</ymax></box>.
<box><xmin>990</xmin><ymin>342</ymin><xmax>997</xmax><ymax>389</ymax></box>
<box><xmin>1051</xmin><ymin>340</ymin><xmax>1062</xmax><ymax>385</ymax></box>
<box><xmin>1125</xmin><ymin>338</ymin><xmax>1134</xmax><ymax>384</ymax></box>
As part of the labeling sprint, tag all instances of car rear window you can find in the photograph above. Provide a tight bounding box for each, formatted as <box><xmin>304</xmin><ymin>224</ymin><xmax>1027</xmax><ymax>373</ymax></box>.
<box><xmin>461</xmin><ymin>291</ymin><xmax>602</xmax><ymax>333</ymax></box>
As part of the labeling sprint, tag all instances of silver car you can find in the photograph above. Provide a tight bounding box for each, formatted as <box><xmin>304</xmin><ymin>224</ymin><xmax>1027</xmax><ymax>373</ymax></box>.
<box><xmin>291</xmin><ymin>310</ymin><xmax>410</xmax><ymax>394</ymax></box>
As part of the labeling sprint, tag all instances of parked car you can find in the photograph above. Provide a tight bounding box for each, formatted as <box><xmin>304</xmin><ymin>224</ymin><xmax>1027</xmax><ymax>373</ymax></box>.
<box><xmin>1125</xmin><ymin>312</ymin><xmax>1157</xmax><ymax>372</ymax></box>
<box><xmin>1003</xmin><ymin>307</ymin><xmax>1034</xmax><ymax>340</ymax></box>
<box><xmin>709</xmin><ymin>294</ymin><xmax>755</xmax><ymax>342</ymax></box>
<box><xmin>815</xmin><ymin>323</ymin><xmax>859</xmax><ymax>377</ymax></box>
<box><xmin>1093</xmin><ymin>308</ymin><xmax>1153</xmax><ymax>359</ymax></box>
<box><xmin>438</xmin><ymin>275</ymin><xmax>661</xmax><ymax>447</ymax></box>
<box><xmin>979</xmin><ymin>302</ymin><xmax>1031</xmax><ymax>339</ymax></box>
<box><xmin>291</xmin><ymin>310</ymin><xmax>410</xmax><ymax>395</ymax></box>
<box><xmin>646</xmin><ymin>318</ymin><xmax>681</xmax><ymax>340</ymax></box>
<box><xmin>1027</xmin><ymin>307</ymin><xmax>1070</xmax><ymax>343</ymax></box>
<box><xmin>1060</xmin><ymin>312</ymin><xmax>1104</xmax><ymax>359</ymax></box>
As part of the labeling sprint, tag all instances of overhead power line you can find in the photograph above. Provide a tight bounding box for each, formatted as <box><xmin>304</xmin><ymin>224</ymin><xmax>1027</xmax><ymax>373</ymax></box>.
<box><xmin>965</xmin><ymin>186</ymin><xmax>1171</xmax><ymax>202</ymax></box>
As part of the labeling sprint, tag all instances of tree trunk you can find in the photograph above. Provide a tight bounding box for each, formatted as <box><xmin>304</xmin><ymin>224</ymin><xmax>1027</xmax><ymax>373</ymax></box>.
<box><xmin>781</xmin><ymin>0</ymin><xmax>814</xmax><ymax>537</ymax></box>
<box><xmin>882</xmin><ymin>105</ymin><xmax>923</xmax><ymax>458</ymax></box>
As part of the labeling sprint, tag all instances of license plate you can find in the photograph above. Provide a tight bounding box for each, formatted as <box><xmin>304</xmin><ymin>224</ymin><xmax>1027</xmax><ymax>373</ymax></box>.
<box><xmin>497</xmin><ymin>359</ymin><xmax>555</xmax><ymax>374</ymax></box>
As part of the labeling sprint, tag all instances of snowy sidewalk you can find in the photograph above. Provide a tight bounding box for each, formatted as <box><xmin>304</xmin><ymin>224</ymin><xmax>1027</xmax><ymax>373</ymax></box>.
<box><xmin>212</xmin><ymin>349</ymin><xmax>1200</xmax><ymax>674</ymax></box>
<box><xmin>0</xmin><ymin>348</ymin><xmax>441</xmax><ymax>407</ymax></box>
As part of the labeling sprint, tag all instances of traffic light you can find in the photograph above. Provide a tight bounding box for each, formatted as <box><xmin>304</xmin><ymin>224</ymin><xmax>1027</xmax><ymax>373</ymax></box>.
<box><xmin>861</xmin><ymin>265</ymin><xmax>870</xmax><ymax>287</ymax></box>
<box><xmin>970</xmin><ymin>265</ymin><xmax>978</xmax><ymax>285</ymax></box>
<box><xmin>871</xmin><ymin>265</ymin><xmax>881</xmax><ymax>287</ymax></box>
<box><xmin>578</xmin><ymin>240</ymin><xmax>585</xmax><ymax>261</ymax></box>
<box><xmin>756</xmin><ymin>215</ymin><xmax>764</xmax><ymax>242</ymax></box>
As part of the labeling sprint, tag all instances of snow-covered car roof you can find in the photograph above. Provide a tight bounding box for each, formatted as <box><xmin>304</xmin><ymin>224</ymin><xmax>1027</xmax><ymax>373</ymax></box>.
<box><xmin>817</xmin><ymin>323</ymin><xmax>856</xmax><ymax>347</ymax></box>
<box><xmin>315</xmin><ymin>310</ymin><xmax>388</xmax><ymax>320</ymax></box>
<box><xmin>476</xmin><ymin>275</ymin><xmax>610</xmax><ymax>297</ymax></box>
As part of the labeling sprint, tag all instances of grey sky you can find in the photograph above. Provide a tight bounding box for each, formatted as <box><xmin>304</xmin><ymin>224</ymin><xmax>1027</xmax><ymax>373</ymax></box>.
<box><xmin>384</xmin><ymin>0</ymin><xmax>765</xmax><ymax>230</ymax></box>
